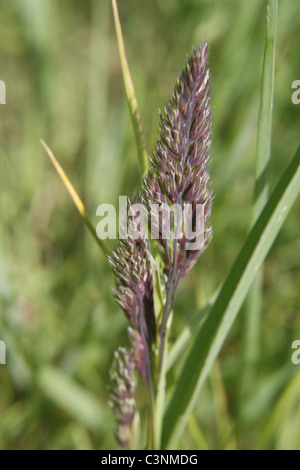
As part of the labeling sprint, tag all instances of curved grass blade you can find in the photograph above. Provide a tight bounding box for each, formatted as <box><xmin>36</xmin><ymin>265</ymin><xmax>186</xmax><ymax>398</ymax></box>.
<box><xmin>112</xmin><ymin>0</ymin><xmax>149</xmax><ymax>176</ymax></box>
<box><xmin>162</xmin><ymin>146</ymin><xmax>300</xmax><ymax>449</ymax></box>
<box><xmin>41</xmin><ymin>140</ymin><xmax>109</xmax><ymax>257</ymax></box>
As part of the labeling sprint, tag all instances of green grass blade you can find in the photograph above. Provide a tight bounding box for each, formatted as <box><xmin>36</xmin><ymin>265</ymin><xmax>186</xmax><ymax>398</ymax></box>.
<box><xmin>41</xmin><ymin>140</ymin><xmax>109</xmax><ymax>256</ymax></box>
<box><xmin>38</xmin><ymin>367</ymin><xmax>110</xmax><ymax>432</ymax></box>
<box><xmin>112</xmin><ymin>0</ymin><xmax>149</xmax><ymax>176</ymax></box>
<box><xmin>162</xmin><ymin>146</ymin><xmax>300</xmax><ymax>449</ymax></box>
<box><xmin>242</xmin><ymin>0</ymin><xmax>278</xmax><ymax>403</ymax></box>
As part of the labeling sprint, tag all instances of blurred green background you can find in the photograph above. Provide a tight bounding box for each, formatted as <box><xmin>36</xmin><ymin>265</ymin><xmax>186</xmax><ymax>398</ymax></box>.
<box><xmin>0</xmin><ymin>0</ymin><xmax>299</xmax><ymax>450</ymax></box>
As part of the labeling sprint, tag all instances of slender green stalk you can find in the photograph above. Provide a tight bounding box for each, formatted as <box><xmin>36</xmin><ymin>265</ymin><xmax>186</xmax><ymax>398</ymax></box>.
<box><xmin>112</xmin><ymin>0</ymin><xmax>149</xmax><ymax>176</ymax></box>
<box><xmin>154</xmin><ymin>236</ymin><xmax>184</xmax><ymax>448</ymax></box>
<box><xmin>41</xmin><ymin>140</ymin><xmax>109</xmax><ymax>257</ymax></box>
<box><xmin>153</xmin><ymin>303</ymin><xmax>175</xmax><ymax>449</ymax></box>
<box><xmin>167</xmin><ymin>289</ymin><xmax>219</xmax><ymax>372</ymax></box>
<box><xmin>242</xmin><ymin>0</ymin><xmax>278</xmax><ymax>404</ymax></box>
<box><xmin>153</xmin><ymin>332</ymin><xmax>168</xmax><ymax>449</ymax></box>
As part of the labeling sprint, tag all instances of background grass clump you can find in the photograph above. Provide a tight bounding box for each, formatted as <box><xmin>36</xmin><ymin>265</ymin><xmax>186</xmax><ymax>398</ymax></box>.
<box><xmin>0</xmin><ymin>0</ymin><xmax>299</xmax><ymax>450</ymax></box>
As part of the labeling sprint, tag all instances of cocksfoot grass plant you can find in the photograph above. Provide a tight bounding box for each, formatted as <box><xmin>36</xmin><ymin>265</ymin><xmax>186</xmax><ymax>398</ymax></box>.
<box><xmin>41</xmin><ymin>0</ymin><xmax>300</xmax><ymax>450</ymax></box>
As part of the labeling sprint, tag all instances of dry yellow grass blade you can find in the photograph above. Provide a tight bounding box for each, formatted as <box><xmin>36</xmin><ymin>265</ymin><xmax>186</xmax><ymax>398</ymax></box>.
<box><xmin>41</xmin><ymin>139</ymin><xmax>109</xmax><ymax>257</ymax></box>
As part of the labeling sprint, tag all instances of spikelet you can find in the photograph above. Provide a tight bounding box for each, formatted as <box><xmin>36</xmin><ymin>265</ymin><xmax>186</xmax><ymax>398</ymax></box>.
<box><xmin>143</xmin><ymin>43</ymin><xmax>213</xmax><ymax>276</ymax></box>
<box><xmin>109</xmin><ymin>347</ymin><xmax>138</xmax><ymax>450</ymax></box>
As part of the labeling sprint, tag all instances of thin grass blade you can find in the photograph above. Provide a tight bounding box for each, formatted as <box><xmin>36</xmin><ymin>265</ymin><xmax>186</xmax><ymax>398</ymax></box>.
<box><xmin>112</xmin><ymin>0</ymin><xmax>149</xmax><ymax>176</ymax></box>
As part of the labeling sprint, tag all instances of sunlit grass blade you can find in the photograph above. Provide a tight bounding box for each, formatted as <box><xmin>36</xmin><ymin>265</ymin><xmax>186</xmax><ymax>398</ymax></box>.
<box><xmin>41</xmin><ymin>139</ymin><xmax>109</xmax><ymax>256</ymax></box>
<box><xmin>242</xmin><ymin>0</ymin><xmax>278</xmax><ymax>406</ymax></box>
<box><xmin>112</xmin><ymin>0</ymin><xmax>149</xmax><ymax>176</ymax></box>
<box><xmin>162</xmin><ymin>146</ymin><xmax>300</xmax><ymax>449</ymax></box>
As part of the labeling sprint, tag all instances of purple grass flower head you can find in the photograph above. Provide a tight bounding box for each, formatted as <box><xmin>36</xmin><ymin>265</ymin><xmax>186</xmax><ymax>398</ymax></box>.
<box><xmin>109</xmin><ymin>347</ymin><xmax>138</xmax><ymax>450</ymax></box>
<box><xmin>143</xmin><ymin>42</ymin><xmax>213</xmax><ymax>277</ymax></box>
<box><xmin>109</xmin><ymin>194</ymin><xmax>155</xmax><ymax>382</ymax></box>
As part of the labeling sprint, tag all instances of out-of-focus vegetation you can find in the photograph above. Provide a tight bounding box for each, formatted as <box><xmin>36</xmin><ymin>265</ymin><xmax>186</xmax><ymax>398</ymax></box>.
<box><xmin>0</xmin><ymin>0</ymin><xmax>299</xmax><ymax>450</ymax></box>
